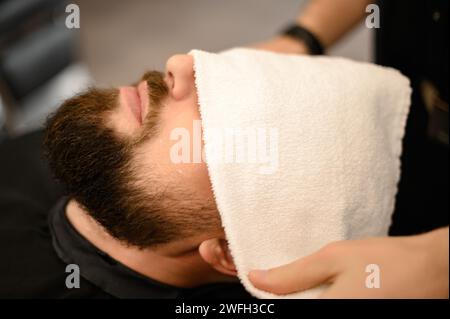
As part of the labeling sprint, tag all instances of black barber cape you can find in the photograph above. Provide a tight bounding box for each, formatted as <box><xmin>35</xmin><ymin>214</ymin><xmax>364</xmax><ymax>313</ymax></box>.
<box><xmin>0</xmin><ymin>131</ymin><xmax>251</xmax><ymax>298</ymax></box>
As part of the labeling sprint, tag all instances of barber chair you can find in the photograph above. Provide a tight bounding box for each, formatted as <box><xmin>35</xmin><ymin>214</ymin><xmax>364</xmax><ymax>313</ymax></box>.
<box><xmin>0</xmin><ymin>0</ymin><xmax>90</xmax><ymax>138</ymax></box>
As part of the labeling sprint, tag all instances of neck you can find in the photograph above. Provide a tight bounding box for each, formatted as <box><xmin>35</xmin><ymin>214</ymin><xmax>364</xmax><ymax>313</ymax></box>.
<box><xmin>65</xmin><ymin>199</ymin><xmax>234</xmax><ymax>288</ymax></box>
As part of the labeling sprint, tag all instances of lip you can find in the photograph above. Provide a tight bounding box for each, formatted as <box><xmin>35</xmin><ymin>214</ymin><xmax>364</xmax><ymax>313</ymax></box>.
<box><xmin>137</xmin><ymin>80</ymin><xmax>149</xmax><ymax>123</ymax></box>
<box><xmin>120</xmin><ymin>86</ymin><xmax>142</xmax><ymax>125</ymax></box>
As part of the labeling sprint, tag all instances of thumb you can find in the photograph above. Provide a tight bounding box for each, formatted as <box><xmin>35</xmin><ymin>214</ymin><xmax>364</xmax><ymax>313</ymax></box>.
<box><xmin>248</xmin><ymin>249</ymin><xmax>337</xmax><ymax>295</ymax></box>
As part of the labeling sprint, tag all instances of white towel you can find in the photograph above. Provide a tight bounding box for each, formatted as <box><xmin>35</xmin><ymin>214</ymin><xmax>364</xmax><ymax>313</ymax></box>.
<box><xmin>190</xmin><ymin>48</ymin><xmax>411</xmax><ymax>298</ymax></box>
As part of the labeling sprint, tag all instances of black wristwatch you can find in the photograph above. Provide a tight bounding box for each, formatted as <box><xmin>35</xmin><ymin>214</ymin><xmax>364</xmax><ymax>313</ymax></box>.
<box><xmin>282</xmin><ymin>24</ymin><xmax>325</xmax><ymax>55</ymax></box>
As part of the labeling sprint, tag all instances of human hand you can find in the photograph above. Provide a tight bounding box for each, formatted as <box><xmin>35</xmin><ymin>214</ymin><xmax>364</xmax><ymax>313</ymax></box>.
<box><xmin>249</xmin><ymin>227</ymin><xmax>449</xmax><ymax>298</ymax></box>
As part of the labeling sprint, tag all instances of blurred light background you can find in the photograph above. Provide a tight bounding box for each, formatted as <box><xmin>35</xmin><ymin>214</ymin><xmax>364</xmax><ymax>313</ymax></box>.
<box><xmin>0</xmin><ymin>0</ymin><xmax>372</xmax><ymax>138</ymax></box>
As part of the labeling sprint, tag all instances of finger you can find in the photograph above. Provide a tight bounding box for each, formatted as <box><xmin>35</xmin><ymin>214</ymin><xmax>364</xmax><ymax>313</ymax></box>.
<box><xmin>248</xmin><ymin>248</ymin><xmax>338</xmax><ymax>295</ymax></box>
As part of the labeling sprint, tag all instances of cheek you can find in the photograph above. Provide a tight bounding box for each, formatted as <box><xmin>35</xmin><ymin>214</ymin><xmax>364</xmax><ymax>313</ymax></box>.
<box><xmin>186</xmin><ymin>162</ymin><xmax>214</xmax><ymax>198</ymax></box>
<box><xmin>163</xmin><ymin>161</ymin><xmax>214</xmax><ymax>199</ymax></box>
<box><xmin>138</xmin><ymin>141</ymin><xmax>213</xmax><ymax>199</ymax></box>
<box><xmin>150</xmin><ymin>96</ymin><xmax>213</xmax><ymax>197</ymax></box>
<box><xmin>185</xmin><ymin>163</ymin><xmax>215</xmax><ymax>200</ymax></box>
<box><xmin>164</xmin><ymin>93</ymin><xmax>201</xmax><ymax>125</ymax></box>
<box><xmin>158</xmin><ymin>95</ymin><xmax>203</xmax><ymax>164</ymax></box>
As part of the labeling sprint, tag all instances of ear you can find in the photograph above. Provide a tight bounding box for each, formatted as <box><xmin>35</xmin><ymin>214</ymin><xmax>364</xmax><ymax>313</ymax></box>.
<box><xmin>198</xmin><ymin>238</ymin><xmax>237</xmax><ymax>276</ymax></box>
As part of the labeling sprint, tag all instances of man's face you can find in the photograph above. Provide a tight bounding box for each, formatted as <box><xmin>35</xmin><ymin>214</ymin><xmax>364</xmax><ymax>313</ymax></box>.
<box><xmin>112</xmin><ymin>54</ymin><xmax>213</xmax><ymax>203</ymax></box>
<box><xmin>44</xmin><ymin>54</ymin><xmax>221</xmax><ymax>248</ymax></box>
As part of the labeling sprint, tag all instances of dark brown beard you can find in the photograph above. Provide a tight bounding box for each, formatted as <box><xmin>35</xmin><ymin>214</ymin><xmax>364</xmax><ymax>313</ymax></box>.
<box><xmin>43</xmin><ymin>71</ymin><xmax>220</xmax><ymax>249</ymax></box>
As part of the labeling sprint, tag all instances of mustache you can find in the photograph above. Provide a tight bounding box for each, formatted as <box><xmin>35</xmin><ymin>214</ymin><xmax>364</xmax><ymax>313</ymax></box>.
<box><xmin>131</xmin><ymin>71</ymin><xmax>169</xmax><ymax>145</ymax></box>
<box><xmin>139</xmin><ymin>71</ymin><xmax>169</xmax><ymax>110</ymax></box>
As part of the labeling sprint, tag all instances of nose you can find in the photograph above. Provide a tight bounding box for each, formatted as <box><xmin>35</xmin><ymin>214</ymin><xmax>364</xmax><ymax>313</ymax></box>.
<box><xmin>165</xmin><ymin>54</ymin><xmax>195</xmax><ymax>100</ymax></box>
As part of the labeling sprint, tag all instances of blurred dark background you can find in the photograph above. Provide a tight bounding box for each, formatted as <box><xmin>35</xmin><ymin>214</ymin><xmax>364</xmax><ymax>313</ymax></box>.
<box><xmin>0</xmin><ymin>0</ymin><xmax>372</xmax><ymax>139</ymax></box>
